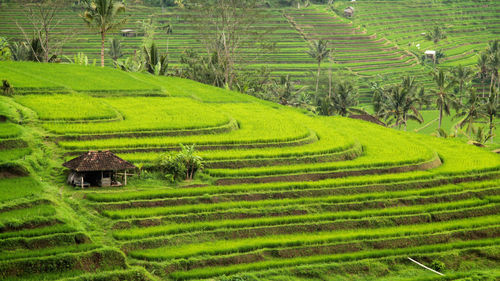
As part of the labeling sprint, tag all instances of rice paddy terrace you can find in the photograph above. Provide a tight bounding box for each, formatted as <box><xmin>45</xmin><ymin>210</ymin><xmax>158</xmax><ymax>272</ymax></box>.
<box><xmin>1</xmin><ymin>0</ymin><xmax>499</xmax><ymax>103</ymax></box>
<box><xmin>0</xmin><ymin>61</ymin><xmax>499</xmax><ymax>280</ymax></box>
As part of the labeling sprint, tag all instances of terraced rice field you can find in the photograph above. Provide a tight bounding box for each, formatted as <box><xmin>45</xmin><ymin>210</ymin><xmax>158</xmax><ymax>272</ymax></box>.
<box><xmin>2</xmin><ymin>0</ymin><xmax>498</xmax><ymax>103</ymax></box>
<box><xmin>0</xmin><ymin>61</ymin><xmax>498</xmax><ymax>280</ymax></box>
<box><xmin>349</xmin><ymin>0</ymin><xmax>500</xmax><ymax>68</ymax></box>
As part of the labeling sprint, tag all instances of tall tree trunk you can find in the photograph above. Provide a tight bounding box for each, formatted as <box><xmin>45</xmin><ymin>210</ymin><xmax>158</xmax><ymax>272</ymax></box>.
<box><xmin>497</xmin><ymin>71</ymin><xmax>500</xmax><ymax>90</ymax></box>
<box><xmin>100</xmin><ymin>32</ymin><xmax>105</xmax><ymax>67</ymax></box>
<box><xmin>44</xmin><ymin>27</ymin><xmax>49</xmax><ymax>62</ymax></box>
<box><xmin>490</xmin><ymin>73</ymin><xmax>495</xmax><ymax>96</ymax></box>
<box><xmin>315</xmin><ymin>62</ymin><xmax>321</xmax><ymax>94</ymax></box>
<box><xmin>459</xmin><ymin>83</ymin><xmax>463</xmax><ymax>101</ymax></box>
<box><xmin>328</xmin><ymin>69</ymin><xmax>332</xmax><ymax>99</ymax></box>
<box><xmin>438</xmin><ymin>103</ymin><xmax>443</xmax><ymax>130</ymax></box>
<box><xmin>490</xmin><ymin>115</ymin><xmax>494</xmax><ymax>144</ymax></box>
<box><xmin>482</xmin><ymin>78</ymin><xmax>485</xmax><ymax>97</ymax></box>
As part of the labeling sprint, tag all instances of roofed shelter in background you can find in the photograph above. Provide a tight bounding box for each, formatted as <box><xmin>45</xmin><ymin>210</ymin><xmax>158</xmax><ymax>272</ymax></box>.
<box><xmin>344</xmin><ymin>6</ymin><xmax>355</xmax><ymax>17</ymax></box>
<box><xmin>63</xmin><ymin>151</ymin><xmax>136</xmax><ymax>188</ymax></box>
<box><xmin>425</xmin><ymin>50</ymin><xmax>436</xmax><ymax>63</ymax></box>
<box><xmin>120</xmin><ymin>29</ymin><xmax>137</xmax><ymax>37</ymax></box>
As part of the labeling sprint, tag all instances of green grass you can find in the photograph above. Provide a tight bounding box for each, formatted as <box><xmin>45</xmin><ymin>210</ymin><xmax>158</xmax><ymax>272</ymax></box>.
<box><xmin>113</xmin><ymin>199</ymin><xmax>491</xmax><ymax>240</ymax></box>
<box><xmin>57</xmin><ymin>103</ymin><xmax>311</xmax><ymax>149</ymax></box>
<box><xmin>0</xmin><ymin>244</ymin><xmax>99</xmax><ymax>261</ymax></box>
<box><xmin>0</xmin><ymin>204</ymin><xmax>56</xmax><ymax>227</ymax></box>
<box><xmin>0</xmin><ymin>224</ymin><xmax>76</xmax><ymax>240</ymax></box>
<box><xmin>14</xmin><ymin>94</ymin><xmax>119</xmax><ymax>121</ymax></box>
<box><xmin>0</xmin><ymin>123</ymin><xmax>22</xmax><ymax>139</ymax></box>
<box><xmin>41</xmin><ymin>96</ymin><xmax>231</xmax><ymax>134</ymax></box>
<box><xmin>0</xmin><ymin>148</ymin><xmax>31</xmax><ymax>163</ymax></box>
<box><xmin>130</xmin><ymin>215</ymin><xmax>499</xmax><ymax>260</ymax></box>
<box><xmin>101</xmin><ymin>183</ymin><xmax>496</xmax><ymax>219</ymax></box>
<box><xmin>169</xmin><ymin>238</ymin><xmax>500</xmax><ymax>280</ymax></box>
<box><xmin>406</xmin><ymin>109</ymin><xmax>500</xmax><ymax>145</ymax></box>
<box><xmin>0</xmin><ymin>177</ymin><xmax>43</xmax><ymax>203</ymax></box>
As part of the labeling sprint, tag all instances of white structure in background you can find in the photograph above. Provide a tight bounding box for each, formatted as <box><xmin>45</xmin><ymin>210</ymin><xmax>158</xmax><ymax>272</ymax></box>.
<box><xmin>425</xmin><ymin>50</ymin><xmax>437</xmax><ymax>63</ymax></box>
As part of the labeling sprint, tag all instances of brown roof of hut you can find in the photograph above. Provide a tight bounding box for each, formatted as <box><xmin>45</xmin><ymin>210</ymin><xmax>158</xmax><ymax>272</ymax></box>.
<box><xmin>348</xmin><ymin>114</ymin><xmax>386</xmax><ymax>126</ymax></box>
<box><xmin>63</xmin><ymin>151</ymin><xmax>136</xmax><ymax>172</ymax></box>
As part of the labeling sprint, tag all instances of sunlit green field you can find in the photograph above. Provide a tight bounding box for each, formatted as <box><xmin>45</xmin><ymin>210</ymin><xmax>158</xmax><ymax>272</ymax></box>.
<box><xmin>0</xmin><ymin>59</ymin><xmax>498</xmax><ymax>281</ymax></box>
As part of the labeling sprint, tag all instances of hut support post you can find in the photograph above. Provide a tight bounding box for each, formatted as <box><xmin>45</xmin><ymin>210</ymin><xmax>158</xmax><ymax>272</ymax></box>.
<box><xmin>81</xmin><ymin>176</ymin><xmax>84</xmax><ymax>189</ymax></box>
<box><xmin>124</xmin><ymin>170</ymin><xmax>127</xmax><ymax>186</ymax></box>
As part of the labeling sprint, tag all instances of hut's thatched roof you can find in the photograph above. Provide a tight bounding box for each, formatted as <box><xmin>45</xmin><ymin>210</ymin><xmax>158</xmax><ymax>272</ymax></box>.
<box><xmin>349</xmin><ymin>114</ymin><xmax>386</xmax><ymax>126</ymax></box>
<box><xmin>63</xmin><ymin>151</ymin><xmax>136</xmax><ymax>172</ymax></box>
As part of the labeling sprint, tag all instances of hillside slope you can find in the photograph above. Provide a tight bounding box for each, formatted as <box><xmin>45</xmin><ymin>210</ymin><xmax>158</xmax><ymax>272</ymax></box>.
<box><xmin>0</xmin><ymin>61</ymin><xmax>499</xmax><ymax>280</ymax></box>
<box><xmin>2</xmin><ymin>0</ymin><xmax>498</xmax><ymax>101</ymax></box>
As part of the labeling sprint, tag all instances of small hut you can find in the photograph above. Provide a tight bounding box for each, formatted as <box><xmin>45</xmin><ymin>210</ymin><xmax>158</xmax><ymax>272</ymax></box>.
<box><xmin>120</xmin><ymin>29</ymin><xmax>137</xmax><ymax>37</ymax></box>
<box><xmin>63</xmin><ymin>151</ymin><xmax>136</xmax><ymax>188</ymax></box>
<box><xmin>425</xmin><ymin>50</ymin><xmax>436</xmax><ymax>61</ymax></box>
<box><xmin>344</xmin><ymin>6</ymin><xmax>355</xmax><ymax>17</ymax></box>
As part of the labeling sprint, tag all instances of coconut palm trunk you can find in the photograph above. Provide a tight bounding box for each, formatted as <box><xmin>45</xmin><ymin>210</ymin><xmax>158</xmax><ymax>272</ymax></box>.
<box><xmin>491</xmin><ymin>74</ymin><xmax>495</xmax><ymax>95</ymax></box>
<box><xmin>100</xmin><ymin>32</ymin><xmax>105</xmax><ymax>67</ymax></box>
<box><xmin>438</xmin><ymin>103</ymin><xmax>443</xmax><ymax>130</ymax></box>
<box><xmin>490</xmin><ymin>115</ymin><xmax>494</xmax><ymax>143</ymax></box>
<box><xmin>316</xmin><ymin>62</ymin><xmax>321</xmax><ymax>94</ymax></box>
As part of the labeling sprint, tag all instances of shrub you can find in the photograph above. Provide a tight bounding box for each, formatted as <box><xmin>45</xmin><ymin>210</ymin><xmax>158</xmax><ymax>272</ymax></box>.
<box><xmin>430</xmin><ymin>260</ymin><xmax>446</xmax><ymax>272</ymax></box>
<box><xmin>156</xmin><ymin>144</ymin><xmax>204</xmax><ymax>182</ymax></box>
<box><xmin>1</xmin><ymin>80</ymin><xmax>13</xmax><ymax>95</ymax></box>
<box><xmin>157</xmin><ymin>153</ymin><xmax>186</xmax><ymax>183</ymax></box>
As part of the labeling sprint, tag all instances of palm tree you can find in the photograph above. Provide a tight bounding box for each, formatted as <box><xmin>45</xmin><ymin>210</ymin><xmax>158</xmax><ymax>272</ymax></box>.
<box><xmin>331</xmin><ymin>80</ymin><xmax>358</xmax><ymax>117</ymax></box>
<box><xmin>81</xmin><ymin>0</ymin><xmax>127</xmax><ymax>67</ymax></box>
<box><xmin>371</xmin><ymin>81</ymin><xmax>385</xmax><ymax>118</ymax></box>
<box><xmin>425</xmin><ymin>26</ymin><xmax>447</xmax><ymax>44</ymax></box>
<box><xmin>306</xmin><ymin>40</ymin><xmax>331</xmax><ymax>94</ymax></box>
<box><xmin>481</xmin><ymin>89</ymin><xmax>499</xmax><ymax>142</ymax></box>
<box><xmin>163</xmin><ymin>23</ymin><xmax>173</xmax><ymax>53</ymax></box>
<box><xmin>482</xmin><ymin>40</ymin><xmax>500</xmax><ymax>93</ymax></box>
<box><xmin>477</xmin><ymin>53</ymin><xmax>489</xmax><ymax>96</ymax></box>
<box><xmin>174</xmin><ymin>0</ymin><xmax>185</xmax><ymax>8</ymax></box>
<box><xmin>416</xmin><ymin>86</ymin><xmax>431</xmax><ymax>110</ymax></box>
<box><xmin>454</xmin><ymin>89</ymin><xmax>483</xmax><ymax>136</ymax></box>
<box><xmin>486</xmin><ymin>40</ymin><xmax>499</xmax><ymax>57</ymax></box>
<box><xmin>8</xmin><ymin>41</ymin><xmax>30</xmax><ymax>61</ymax></box>
<box><xmin>401</xmin><ymin>75</ymin><xmax>418</xmax><ymax>95</ymax></box>
<box><xmin>431</xmin><ymin>69</ymin><xmax>458</xmax><ymax>130</ymax></box>
<box><xmin>451</xmin><ymin>64</ymin><xmax>475</xmax><ymax>100</ymax></box>
<box><xmin>486</xmin><ymin>51</ymin><xmax>500</xmax><ymax>94</ymax></box>
<box><xmin>0</xmin><ymin>37</ymin><xmax>11</xmax><ymax>61</ymax></box>
<box><xmin>108</xmin><ymin>38</ymin><xmax>123</xmax><ymax>62</ymax></box>
<box><xmin>275</xmin><ymin>74</ymin><xmax>307</xmax><ymax>106</ymax></box>
<box><xmin>470</xmin><ymin>127</ymin><xmax>494</xmax><ymax>145</ymax></box>
<box><xmin>380</xmin><ymin>85</ymin><xmax>423</xmax><ymax>130</ymax></box>
<box><xmin>144</xmin><ymin>42</ymin><xmax>168</xmax><ymax>75</ymax></box>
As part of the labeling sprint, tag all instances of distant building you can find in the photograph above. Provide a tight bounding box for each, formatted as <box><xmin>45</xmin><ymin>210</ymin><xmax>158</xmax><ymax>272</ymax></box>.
<box><xmin>344</xmin><ymin>6</ymin><xmax>355</xmax><ymax>17</ymax></box>
<box><xmin>63</xmin><ymin>151</ymin><xmax>136</xmax><ymax>188</ymax></box>
<box><xmin>425</xmin><ymin>50</ymin><xmax>436</xmax><ymax>61</ymax></box>
<box><xmin>120</xmin><ymin>29</ymin><xmax>137</xmax><ymax>37</ymax></box>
